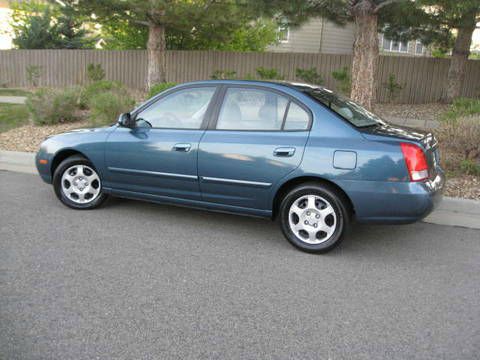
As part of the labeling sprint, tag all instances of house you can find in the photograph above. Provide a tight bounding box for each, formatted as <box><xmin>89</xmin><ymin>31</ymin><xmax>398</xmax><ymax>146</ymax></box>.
<box><xmin>268</xmin><ymin>17</ymin><xmax>430</xmax><ymax>56</ymax></box>
<box><xmin>0</xmin><ymin>0</ymin><xmax>13</xmax><ymax>49</ymax></box>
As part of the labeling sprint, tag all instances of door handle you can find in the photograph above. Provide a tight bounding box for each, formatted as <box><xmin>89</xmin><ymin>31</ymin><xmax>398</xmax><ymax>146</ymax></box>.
<box><xmin>173</xmin><ymin>143</ymin><xmax>191</xmax><ymax>152</ymax></box>
<box><xmin>273</xmin><ymin>147</ymin><xmax>296</xmax><ymax>157</ymax></box>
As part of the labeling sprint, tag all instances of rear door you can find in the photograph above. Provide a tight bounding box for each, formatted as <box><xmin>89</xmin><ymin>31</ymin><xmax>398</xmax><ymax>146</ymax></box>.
<box><xmin>198</xmin><ymin>85</ymin><xmax>311</xmax><ymax>211</ymax></box>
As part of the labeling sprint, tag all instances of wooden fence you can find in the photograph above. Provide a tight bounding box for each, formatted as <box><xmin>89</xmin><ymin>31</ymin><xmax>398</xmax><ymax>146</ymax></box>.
<box><xmin>1</xmin><ymin>50</ymin><xmax>479</xmax><ymax>103</ymax></box>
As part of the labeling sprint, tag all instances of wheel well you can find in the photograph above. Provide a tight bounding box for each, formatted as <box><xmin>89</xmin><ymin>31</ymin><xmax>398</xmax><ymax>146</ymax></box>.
<box><xmin>50</xmin><ymin>150</ymin><xmax>87</xmax><ymax>176</ymax></box>
<box><xmin>272</xmin><ymin>176</ymin><xmax>355</xmax><ymax>219</ymax></box>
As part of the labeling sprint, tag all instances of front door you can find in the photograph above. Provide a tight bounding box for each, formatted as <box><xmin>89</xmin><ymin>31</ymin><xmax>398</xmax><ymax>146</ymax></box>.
<box><xmin>104</xmin><ymin>86</ymin><xmax>218</xmax><ymax>200</ymax></box>
<box><xmin>198</xmin><ymin>86</ymin><xmax>311</xmax><ymax>211</ymax></box>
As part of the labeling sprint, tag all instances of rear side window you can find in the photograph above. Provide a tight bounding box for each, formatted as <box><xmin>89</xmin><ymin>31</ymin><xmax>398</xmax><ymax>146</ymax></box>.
<box><xmin>284</xmin><ymin>102</ymin><xmax>310</xmax><ymax>130</ymax></box>
<box><xmin>217</xmin><ymin>88</ymin><xmax>288</xmax><ymax>130</ymax></box>
<box><xmin>216</xmin><ymin>87</ymin><xmax>310</xmax><ymax>131</ymax></box>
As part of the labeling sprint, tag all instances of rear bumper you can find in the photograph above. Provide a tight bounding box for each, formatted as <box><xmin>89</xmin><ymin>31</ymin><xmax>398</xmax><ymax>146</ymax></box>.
<box><xmin>339</xmin><ymin>171</ymin><xmax>445</xmax><ymax>224</ymax></box>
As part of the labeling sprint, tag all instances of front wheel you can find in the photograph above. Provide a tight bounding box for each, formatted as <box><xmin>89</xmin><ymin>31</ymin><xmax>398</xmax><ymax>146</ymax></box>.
<box><xmin>279</xmin><ymin>183</ymin><xmax>350</xmax><ymax>253</ymax></box>
<box><xmin>53</xmin><ymin>155</ymin><xmax>108</xmax><ymax>209</ymax></box>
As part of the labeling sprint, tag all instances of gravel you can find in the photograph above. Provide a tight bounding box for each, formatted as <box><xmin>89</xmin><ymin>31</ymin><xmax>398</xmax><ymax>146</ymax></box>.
<box><xmin>0</xmin><ymin>120</ymin><xmax>89</xmax><ymax>152</ymax></box>
<box><xmin>374</xmin><ymin>103</ymin><xmax>449</xmax><ymax>122</ymax></box>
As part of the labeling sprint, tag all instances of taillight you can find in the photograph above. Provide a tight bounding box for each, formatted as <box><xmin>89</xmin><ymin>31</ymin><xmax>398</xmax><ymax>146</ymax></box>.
<box><xmin>400</xmin><ymin>142</ymin><xmax>429</xmax><ymax>182</ymax></box>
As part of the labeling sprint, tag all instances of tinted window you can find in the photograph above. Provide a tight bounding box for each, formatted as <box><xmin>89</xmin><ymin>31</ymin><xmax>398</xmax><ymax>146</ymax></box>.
<box><xmin>284</xmin><ymin>102</ymin><xmax>310</xmax><ymax>130</ymax></box>
<box><xmin>302</xmin><ymin>87</ymin><xmax>384</xmax><ymax>128</ymax></box>
<box><xmin>217</xmin><ymin>88</ymin><xmax>288</xmax><ymax>130</ymax></box>
<box><xmin>137</xmin><ymin>87</ymin><xmax>216</xmax><ymax>129</ymax></box>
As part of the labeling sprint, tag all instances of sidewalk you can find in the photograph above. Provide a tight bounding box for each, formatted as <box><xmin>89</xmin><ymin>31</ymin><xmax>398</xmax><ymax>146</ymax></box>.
<box><xmin>0</xmin><ymin>96</ymin><xmax>27</xmax><ymax>105</ymax></box>
<box><xmin>1</xmin><ymin>150</ymin><xmax>479</xmax><ymax>230</ymax></box>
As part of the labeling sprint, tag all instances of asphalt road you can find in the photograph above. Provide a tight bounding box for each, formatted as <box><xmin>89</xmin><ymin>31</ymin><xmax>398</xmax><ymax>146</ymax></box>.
<box><xmin>1</xmin><ymin>171</ymin><xmax>479</xmax><ymax>360</ymax></box>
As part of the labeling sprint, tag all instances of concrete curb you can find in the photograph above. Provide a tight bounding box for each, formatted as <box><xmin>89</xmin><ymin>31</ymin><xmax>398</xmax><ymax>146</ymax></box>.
<box><xmin>1</xmin><ymin>150</ymin><xmax>479</xmax><ymax>230</ymax></box>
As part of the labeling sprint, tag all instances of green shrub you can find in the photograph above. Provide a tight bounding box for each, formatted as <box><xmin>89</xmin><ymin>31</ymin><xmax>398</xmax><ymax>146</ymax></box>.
<box><xmin>460</xmin><ymin>159</ymin><xmax>480</xmax><ymax>176</ymax></box>
<box><xmin>26</xmin><ymin>65</ymin><xmax>42</xmax><ymax>87</ymax></box>
<box><xmin>256</xmin><ymin>67</ymin><xmax>284</xmax><ymax>80</ymax></box>
<box><xmin>26</xmin><ymin>87</ymin><xmax>80</xmax><ymax>125</ymax></box>
<box><xmin>86</xmin><ymin>63</ymin><xmax>106</xmax><ymax>82</ymax></box>
<box><xmin>295</xmin><ymin>67</ymin><xmax>323</xmax><ymax>85</ymax></box>
<box><xmin>211</xmin><ymin>69</ymin><xmax>237</xmax><ymax>80</ymax></box>
<box><xmin>147</xmin><ymin>82</ymin><xmax>176</xmax><ymax>99</ymax></box>
<box><xmin>79</xmin><ymin>80</ymin><xmax>125</xmax><ymax>109</ymax></box>
<box><xmin>437</xmin><ymin>116</ymin><xmax>480</xmax><ymax>173</ymax></box>
<box><xmin>384</xmin><ymin>73</ymin><xmax>403</xmax><ymax>103</ymax></box>
<box><xmin>443</xmin><ymin>98</ymin><xmax>480</xmax><ymax>122</ymax></box>
<box><xmin>331</xmin><ymin>66</ymin><xmax>351</xmax><ymax>96</ymax></box>
<box><xmin>89</xmin><ymin>91</ymin><xmax>135</xmax><ymax>126</ymax></box>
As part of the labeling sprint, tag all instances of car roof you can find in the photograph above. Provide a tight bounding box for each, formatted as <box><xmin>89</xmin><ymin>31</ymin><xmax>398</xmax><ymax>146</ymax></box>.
<box><xmin>177</xmin><ymin>79</ymin><xmax>325</xmax><ymax>92</ymax></box>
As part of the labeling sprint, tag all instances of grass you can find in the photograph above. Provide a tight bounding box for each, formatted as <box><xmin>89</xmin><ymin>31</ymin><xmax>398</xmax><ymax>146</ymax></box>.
<box><xmin>0</xmin><ymin>104</ymin><xmax>30</xmax><ymax>132</ymax></box>
<box><xmin>442</xmin><ymin>98</ymin><xmax>480</xmax><ymax>121</ymax></box>
<box><xmin>0</xmin><ymin>88</ymin><xmax>30</xmax><ymax>97</ymax></box>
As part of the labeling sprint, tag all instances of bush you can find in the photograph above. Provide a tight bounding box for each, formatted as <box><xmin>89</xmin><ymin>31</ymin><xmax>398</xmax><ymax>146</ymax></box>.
<box><xmin>26</xmin><ymin>65</ymin><xmax>42</xmax><ymax>87</ymax></box>
<box><xmin>443</xmin><ymin>98</ymin><xmax>480</xmax><ymax>122</ymax></box>
<box><xmin>86</xmin><ymin>63</ymin><xmax>105</xmax><ymax>82</ymax></box>
<box><xmin>148</xmin><ymin>82</ymin><xmax>177</xmax><ymax>99</ymax></box>
<box><xmin>384</xmin><ymin>73</ymin><xmax>403</xmax><ymax>103</ymax></box>
<box><xmin>256</xmin><ymin>67</ymin><xmax>284</xmax><ymax>80</ymax></box>
<box><xmin>460</xmin><ymin>159</ymin><xmax>480</xmax><ymax>176</ymax></box>
<box><xmin>89</xmin><ymin>91</ymin><xmax>135</xmax><ymax>126</ymax></box>
<box><xmin>437</xmin><ymin>117</ymin><xmax>480</xmax><ymax>174</ymax></box>
<box><xmin>331</xmin><ymin>66</ymin><xmax>351</xmax><ymax>96</ymax></box>
<box><xmin>79</xmin><ymin>80</ymin><xmax>125</xmax><ymax>109</ymax></box>
<box><xmin>295</xmin><ymin>67</ymin><xmax>323</xmax><ymax>85</ymax></box>
<box><xmin>211</xmin><ymin>70</ymin><xmax>237</xmax><ymax>80</ymax></box>
<box><xmin>26</xmin><ymin>87</ymin><xmax>80</xmax><ymax>125</ymax></box>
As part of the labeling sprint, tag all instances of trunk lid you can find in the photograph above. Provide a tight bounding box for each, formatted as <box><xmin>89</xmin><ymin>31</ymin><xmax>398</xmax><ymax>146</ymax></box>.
<box><xmin>359</xmin><ymin>123</ymin><xmax>440</xmax><ymax>179</ymax></box>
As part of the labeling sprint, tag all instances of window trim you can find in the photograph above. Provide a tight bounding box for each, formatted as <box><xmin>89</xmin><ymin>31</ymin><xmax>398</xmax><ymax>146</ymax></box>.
<box><xmin>131</xmin><ymin>84</ymin><xmax>220</xmax><ymax>130</ymax></box>
<box><xmin>208</xmin><ymin>84</ymin><xmax>313</xmax><ymax>132</ymax></box>
<box><xmin>382</xmin><ymin>36</ymin><xmax>408</xmax><ymax>53</ymax></box>
<box><xmin>415</xmin><ymin>40</ymin><xmax>424</xmax><ymax>55</ymax></box>
<box><xmin>278</xmin><ymin>24</ymin><xmax>290</xmax><ymax>43</ymax></box>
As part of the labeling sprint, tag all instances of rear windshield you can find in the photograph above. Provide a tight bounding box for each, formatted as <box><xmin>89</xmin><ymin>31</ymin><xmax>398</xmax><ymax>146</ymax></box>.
<box><xmin>300</xmin><ymin>87</ymin><xmax>385</xmax><ymax>128</ymax></box>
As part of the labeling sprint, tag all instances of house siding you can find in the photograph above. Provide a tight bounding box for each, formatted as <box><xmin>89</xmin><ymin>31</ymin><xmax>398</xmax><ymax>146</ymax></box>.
<box><xmin>270</xmin><ymin>17</ymin><xmax>429</xmax><ymax>57</ymax></box>
<box><xmin>268</xmin><ymin>18</ymin><xmax>354</xmax><ymax>54</ymax></box>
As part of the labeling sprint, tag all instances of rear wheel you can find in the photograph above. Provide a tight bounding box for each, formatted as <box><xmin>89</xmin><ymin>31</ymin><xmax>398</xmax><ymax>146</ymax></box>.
<box><xmin>279</xmin><ymin>183</ymin><xmax>350</xmax><ymax>253</ymax></box>
<box><xmin>53</xmin><ymin>155</ymin><xmax>107</xmax><ymax>209</ymax></box>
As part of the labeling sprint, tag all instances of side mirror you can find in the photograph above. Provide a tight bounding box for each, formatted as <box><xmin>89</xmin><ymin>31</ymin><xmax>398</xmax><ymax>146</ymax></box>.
<box><xmin>118</xmin><ymin>112</ymin><xmax>134</xmax><ymax>128</ymax></box>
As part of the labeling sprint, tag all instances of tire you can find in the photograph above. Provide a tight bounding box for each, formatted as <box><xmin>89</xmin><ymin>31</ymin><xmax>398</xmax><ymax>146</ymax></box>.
<box><xmin>279</xmin><ymin>182</ymin><xmax>350</xmax><ymax>253</ymax></box>
<box><xmin>53</xmin><ymin>155</ymin><xmax>108</xmax><ymax>210</ymax></box>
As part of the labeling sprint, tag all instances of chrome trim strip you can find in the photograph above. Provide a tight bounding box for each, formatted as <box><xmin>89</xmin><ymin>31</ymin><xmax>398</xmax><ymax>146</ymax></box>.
<box><xmin>108</xmin><ymin>167</ymin><xmax>198</xmax><ymax>180</ymax></box>
<box><xmin>201</xmin><ymin>176</ymin><xmax>272</xmax><ymax>187</ymax></box>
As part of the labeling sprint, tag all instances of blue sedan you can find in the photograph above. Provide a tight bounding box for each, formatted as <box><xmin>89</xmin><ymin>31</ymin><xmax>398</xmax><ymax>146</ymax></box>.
<box><xmin>36</xmin><ymin>80</ymin><xmax>445</xmax><ymax>253</ymax></box>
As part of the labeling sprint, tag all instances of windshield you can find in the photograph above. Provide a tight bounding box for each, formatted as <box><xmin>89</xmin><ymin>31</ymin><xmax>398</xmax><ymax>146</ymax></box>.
<box><xmin>300</xmin><ymin>87</ymin><xmax>385</xmax><ymax>128</ymax></box>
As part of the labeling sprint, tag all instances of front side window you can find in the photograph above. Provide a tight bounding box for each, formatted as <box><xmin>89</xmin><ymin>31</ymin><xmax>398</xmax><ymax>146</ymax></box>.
<box><xmin>217</xmin><ymin>88</ymin><xmax>289</xmax><ymax>130</ymax></box>
<box><xmin>136</xmin><ymin>87</ymin><xmax>216</xmax><ymax>129</ymax></box>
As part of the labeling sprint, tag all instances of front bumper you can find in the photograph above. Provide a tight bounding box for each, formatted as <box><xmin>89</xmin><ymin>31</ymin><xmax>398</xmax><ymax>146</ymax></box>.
<box><xmin>35</xmin><ymin>150</ymin><xmax>53</xmax><ymax>184</ymax></box>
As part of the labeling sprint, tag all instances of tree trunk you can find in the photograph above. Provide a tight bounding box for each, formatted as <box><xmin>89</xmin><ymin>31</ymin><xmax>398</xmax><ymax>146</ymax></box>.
<box><xmin>350</xmin><ymin>0</ymin><xmax>378</xmax><ymax>111</ymax></box>
<box><xmin>445</xmin><ymin>22</ymin><xmax>475</xmax><ymax>103</ymax></box>
<box><xmin>146</xmin><ymin>21</ymin><xmax>166</xmax><ymax>90</ymax></box>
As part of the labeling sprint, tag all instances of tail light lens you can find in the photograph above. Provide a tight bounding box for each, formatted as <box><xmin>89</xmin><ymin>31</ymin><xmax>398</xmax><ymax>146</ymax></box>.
<box><xmin>400</xmin><ymin>142</ymin><xmax>429</xmax><ymax>182</ymax></box>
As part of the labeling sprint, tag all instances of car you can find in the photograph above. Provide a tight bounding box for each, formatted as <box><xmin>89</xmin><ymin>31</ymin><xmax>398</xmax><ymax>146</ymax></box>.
<box><xmin>36</xmin><ymin>80</ymin><xmax>445</xmax><ymax>253</ymax></box>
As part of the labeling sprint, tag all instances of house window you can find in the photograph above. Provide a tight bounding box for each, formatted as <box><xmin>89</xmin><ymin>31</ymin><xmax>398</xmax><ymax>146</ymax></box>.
<box><xmin>278</xmin><ymin>23</ymin><xmax>289</xmax><ymax>43</ymax></box>
<box><xmin>382</xmin><ymin>36</ymin><xmax>408</xmax><ymax>53</ymax></box>
<box><xmin>415</xmin><ymin>40</ymin><xmax>424</xmax><ymax>55</ymax></box>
